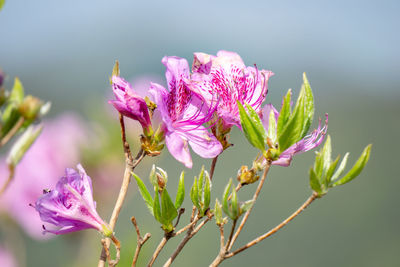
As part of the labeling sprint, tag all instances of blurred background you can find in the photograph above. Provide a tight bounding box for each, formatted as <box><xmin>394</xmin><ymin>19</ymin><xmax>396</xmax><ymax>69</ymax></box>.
<box><xmin>0</xmin><ymin>0</ymin><xmax>399</xmax><ymax>266</ymax></box>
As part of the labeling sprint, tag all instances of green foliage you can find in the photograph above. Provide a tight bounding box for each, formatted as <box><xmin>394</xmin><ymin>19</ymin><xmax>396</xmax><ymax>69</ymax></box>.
<box><xmin>221</xmin><ymin>179</ymin><xmax>253</xmax><ymax>221</ymax></box>
<box><xmin>238</xmin><ymin>101</ymin><xmax>266</xmax><ymax>151</ymax></box>
<box><xmin>133</xmin><ymin>167</ymin><xmax>186</xmax><ymax>232</ymax></box>
<box><xmin>0</xmin><ymin>0</ymin><xmax>5</xmax><ymax>12</ymax></box>
<box><xmin>214</xmin><ymin>199</ymin><xmax>225</xmax><ymax>226</ymax></box>
<box><xmin>309</xmin><ymin>135</ymin><xmax>372</xmax><ymax>197</ymax></box>
<box><xmin>7</xmin><ymin>125</ymin><xmax>42</xmax><ymax>166</ymax></box>
<box><xmin>190</xmin><ymin>166</ymin><xmax>211</xmax><ymax>217</ymax></box>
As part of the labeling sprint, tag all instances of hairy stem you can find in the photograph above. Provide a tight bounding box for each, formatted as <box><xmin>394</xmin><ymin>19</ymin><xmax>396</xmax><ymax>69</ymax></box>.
<box><xmin>209</xmin><ymin>156</ymin><xmax>219</xmax><ymax>181</ymax></box>
<box><xmin>98</xmin><ymin>115</ymin><xmax>146</xmax><ymax>267</ymax></box>
<box><xmin>226</xmin><ymin>192</ymin><xmax>319</xmax><ymax>258</ymax></box>
<box><xmin>228</xmin><ymin>161</ymin><xmax>271</xmax><ymax>250</ymax></box>
<box><xmin>131</xmin><ymin>217</ymin><xmax>151</xmax><ymax>267</ymax></box>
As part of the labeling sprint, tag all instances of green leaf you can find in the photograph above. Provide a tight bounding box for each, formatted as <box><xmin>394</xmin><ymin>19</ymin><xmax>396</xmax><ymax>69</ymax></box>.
<box><xmin>175</xmin><ymin>171</ymin><xmax>185</xmax><ymax>209</ymax></box>
<box><xmin>161</xmin><ymin>189</ymin><xmax>178</xmax><ymax>224</ymax></box>
<box><xmin>156</xmin><ymin>167</ymin><xmax>168</xmax><ymax>184</ymax></box>
<box><xmin>332</xmin><ymin>144</ymin><xmax>372</xmax><ymax>187</ymax></box>
<box><xmin>0</xmin><ymin>0</ymin><xmax>5</xmax><ymax>12</ymax></box>
<box><xmin>214</xmin><ymin>199</ymin><xmax>224</xmax><ymax>225</ymax></box>
<box><xmin>267</xmin><ymin>108</ymin><xmax>277</xmax><ymax>144</ymax></box>
<box><xmin>239</xmin><ymin>200</ymin><xmax>254</xmax><ymax>216</ymax></box>
<box><xmin>278</xmin><ymin>90</ymin><xmax>305</xmax><ymax>152</ymax></box>
<box><xmin>132</xmin><ymin>172</ymin><xmax>154</xmax><ymax>215</ymax></box>
<box><xmin>329</xmin><ymin>152</ymin><xmax>349</xmax><ymax>185</ymax></box>
<box><xmin>222</xmin><ymin>179</ymin><xmax>233</xmax><ymax>218</ymax></box>
<box><xmin>320</xmin><ymin>135</ymin><xmax>332</xmax><ymax>178</ymax></box>
<box><xmin>203</xmin><ymin>173</ymin><xmax>211</xmax><ymax>214</ymax></box>
<box><xmin>190</xmin><ymin>177</ymin><xmax>200</xmax><ymax>209</ymax></box>
<box><xmin>230</xmin><ymin>187</ymin><xmax>238</xmax><ymax>220</ymax></box>
<box><xmin>299</xmin><ymin>73</ymin><xmax>314</xmax><ymax>138</ymax></box>
<box><xmin>277</xmin><ymin>89</ymin><xmax>292</xmax><ymax>137</ymax></box>
<box><xmin>309</xmin><ymin>167</ymin><xmax>323</xmax><ymax>195</ymax></box>
<box><xmin>198</xmin><ymin>166</ymin><xmax>204</xmax><ymax>197</ymax></box>
<box><xmin>325</xmin><ymin>155</ymin><xmax>340</xmax><ymax>185</ymax></box>
<box><xmin>9</xmin><ymin>77</ymin><xmax>24</xmax><ymax>105</ymax></box>
<box><xmin>238</xmin><ymin>101</ymin><xmax>266</xmax><ymax>151</ymax></box>
<box><xmin>153</xmin><ymin>187</ymin><xmax>162</xmax><ymax>224</ymax></box>
<box><xmin>149</xmin><ymin>165</ymin><xmax>157</xmax><ymax>188</ymax></box>
<box><xmin>7</xmin><ymin>125</ymin><xmax>42</xmax><ymax>166</ymax></box>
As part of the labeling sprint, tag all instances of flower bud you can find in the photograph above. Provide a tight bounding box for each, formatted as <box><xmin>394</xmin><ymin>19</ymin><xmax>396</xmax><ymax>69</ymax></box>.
<box><xmin>18</xmin><ymin>95</ymin><xmax>43</xmax><ymax>120</ymax></box>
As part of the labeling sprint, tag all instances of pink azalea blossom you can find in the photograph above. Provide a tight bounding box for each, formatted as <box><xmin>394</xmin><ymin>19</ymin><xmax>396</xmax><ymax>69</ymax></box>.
<box><xmin>189</xmin><ymin>50</ymin><xmax>273</xmax><ymax>130</ymax></box>
<box><xmin>34</xmin><ymin>164</ymin><xmax>110</xmax><ymax>236</ymax></box>
<box><xmin>109</xmin><ymin>76</ymin><xmax>152</xmax><ymax>135</ymax></box>
<box><xmin>261</xmin><ymin>104</ymin><xmax>328</xmax><ymax>166</ymax></box>
<box><xmin>150</xmin><ymin>56</ymin><xmax>222</xmax><ymax>168</ymax></box>
<box><xmin>0</xmin><ymin>114</ymin><xmax>88</xmax><ymax>239</ymax></box>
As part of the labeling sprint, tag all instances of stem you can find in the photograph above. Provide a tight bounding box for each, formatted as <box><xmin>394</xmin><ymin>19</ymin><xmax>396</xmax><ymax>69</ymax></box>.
<box><xmin>0</xmin><ymin>117</ymin><xmax>24</xmax><ymax>147</ymax></box>
<box><xmin>209</xmin><ymin>225</ymin><xmax>225</xmax><ymax>267</ymax></box>
<box><xmin>226</xmin><ymin>192</ymin><xmax>318</xmax><ymax>258</ymax></box>
<box><xmin>228</xmin><ymin>161</ymin><xmax>271</xmax><ymax>250</ymax></box>
<box><xmin>0</xmin><ymin>164</ymin><xmax>15</xmax><ymax>196</ymax></box>
<box><xmin>131</xmin><ymin>217</ymin><xmax>151</xmax><ymax>267</ymax></box>
<box><xmin>109</xmin><ymin>235</ymin><xmax>121</xmax><ymax>267</ymax></box>
<box><xmin>147</xmin><ymin>234</ymin><xmax>171</xmax><ymax>267</ymax></box>
<box><xmin>209</xmin><ymin>156</ymin><xmax>219</xmax><ymax>181</ymax></box>
<box><xmin>164</xmin><ymin>214</ymin><xmax>213</xmax><ymax>267</ymax></box>
<box><xmin>225</xmin><ymin>219</ymin><xmax>237</xmax><ymax>251</ymax></box>
<box><xmin>98</xmin><ymin>115</ymin><xmax>146</xmax><ymax>267</ymax></box>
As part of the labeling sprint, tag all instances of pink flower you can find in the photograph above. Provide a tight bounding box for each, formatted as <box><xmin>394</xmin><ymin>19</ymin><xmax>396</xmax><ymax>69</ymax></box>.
<box><xmin>109</xmin><ymin>76</ymin><xmax>152</xmax><ymax>135</ymax></box>
<box><xmin>189</xmin><ymin>50</ymin><xmax>273</xmax><ymax>130</ymax></box>
<box><xmin>0</xmin><ymin>114</ymin><xmax>88</xmax><ymax>239</ymax></box>
<box><xmin>34</xmin><ymin>164</ymin><xmax>111</xmax><ymax>236</ymax></box>
<box><xmin>150</xmin><ymin>56</ymin><xmax>222</xmax><ymax>168</ymax></box>
<box><xmin>0</xmin><ymin>246</ymin><xmax>16</xmax><ymax>267</ymax></box>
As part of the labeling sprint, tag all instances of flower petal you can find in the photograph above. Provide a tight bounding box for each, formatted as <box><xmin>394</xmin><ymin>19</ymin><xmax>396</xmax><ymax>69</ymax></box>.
<box><xmin>165</xmin><ymin>132</ymin><xmax>193</xmax><ymax>168</ymax></box>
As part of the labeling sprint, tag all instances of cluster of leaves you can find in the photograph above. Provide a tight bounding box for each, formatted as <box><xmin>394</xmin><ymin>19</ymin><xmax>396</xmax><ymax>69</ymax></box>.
<box><xmin>0</xmin><ymin>75</ymin><xmax>49</xmax><ymax>169</ymax></box>
<box><xmin>219</xmin><ymin>179</ymin><xmax>253</xmax><ymax>221</ymax></box>
<box><xmin>190</xmin><ymin>166</ymin><xmax>211</xmax><ymax>217</ymax></box>
<box><xmin>133</xmin><ymin>165</ymin><xmax>185</xmax><ymax>232</ymax></box>
<box><xmin>309</xmin><ymin>136</ymin><xmax>372</xmax><ymax>197</ymax></box>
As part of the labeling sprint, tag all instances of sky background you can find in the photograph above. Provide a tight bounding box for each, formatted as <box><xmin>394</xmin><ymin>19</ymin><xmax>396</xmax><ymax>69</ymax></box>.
<box><xmin>0</xmin><ymin>1</ymin><xmax>399</xmax><ymax>266</ymax></box>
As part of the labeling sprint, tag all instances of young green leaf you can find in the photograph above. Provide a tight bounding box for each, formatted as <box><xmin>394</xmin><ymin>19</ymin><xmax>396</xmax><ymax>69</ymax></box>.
<box><xmin>277</xmin><ymin>89</ymin><xmax>292</xmax><ymax>137</ymax></box>
<box><xmin>299</xmin><ymin>73</ymin><xmax>314</xmax><ymax>138</ymax></box>
<box><xmin>309</xmin><ymin>167</ymin><xmax>323</xmax><ymax>195</ymax></box>
<box><xmin>320</xmin><ymin>135</ymin><xmax>332</xmax><ymax>178</ymax></box>
<box><xmin>222</xmin><ymin>179</ymin><xmax>233</xmax><ymax>218</ymax></box>
<box><xmin>190</xmin><ymin>177</ymin><xmax>200</xmax><ymax>210</ymax></box>
<box><xmin>203</xmin><ymin>173</ymin><xmax>211</xmax><ymax>214</ymax></box>
<box><xmin>329</xmin><ymin>152</ymin><xmax>349</xmax><ymax>185</ymax></box>
<box><xmin>214</xmin><ymin>199</ymin><xmax>224</xmax><ymax>225</ymax></box>
<box><xmin>325</xmin><ymin>155</ymin><xmax>340</xmax><ymax>185</ymax></box>
<box><xmin>238</xmin><ymin>101</ymin><xmax>266</xmax><ymax>151</ymax></box>
<box><xmin>7</xmin><ymin>125</ymin><xmax>42</xmax><ymax>166</ymax></box>
<box><xmin>149</xmin><ymin>165</ymin><xmax>157</xmax><ymax>188</ymax></box>
<box><xmin>230</xmin><ymin>187</ymin><xmax>239</xmax><ymax>220</ymax></box>
<box><xmin>332</xmin><ymin>144</ymin><xmax>372</xmax><ymax>187</ymax></box>
<box><xmin>239</xmin><ymin>200</ymin><xmax>254</xmax><ymax>215</ymax></box>
<box><xmin>175</xmin><ymin>171</ymin><xmax>185</xmax><ymax>209</ymax></box>
<box><xmin>132</xmin><ymin>172</ymin><xmax>154</xmax><ymax>215</ymax></box>
<box><xmin>153</xmin><ymin>187</ymin><xmax>163</xmax><ymax>224</ymax></box>
<box><xmin>161</xmin><ymin>189</ymin><xmax>178</xmax><ymax>226</ymax></box>
<box><xmin>9</xmin><ymin>77</ymin><xmax>24</xmax><ymax>105</ymax></box>
<box><xmin>198</xmin><ymin>166</ymin><xmax>204</xmax><ymax>196</ymax></box>
<box><xmin>267</xmin><ymin>109</ymin><xmax>277</xmax><ymax>144</ymax></box>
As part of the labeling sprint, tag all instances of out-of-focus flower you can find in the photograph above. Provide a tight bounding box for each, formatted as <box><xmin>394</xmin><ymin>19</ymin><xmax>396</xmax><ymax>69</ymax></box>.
<box><xmin>109</xmin><ymin>76</ymin><xmax>152</xmax><ymax>136</ymax></box>
<box><xmin>261</xmin><ymin>104</ymin><xmax>328</xmax><ymax>166</ymax></box>
<box><xmin>34</xmin><ymin>164</ymin><xmax>111</xmax><ymax>236</ymax></box>
<box><xmin>150</xmin><ymin>56</ymin><xmax>222</xmax><ymax>168</ymax></box>
<box><xmin>0</xmin><ymin>113</ymin><xmax>88</xmax><ymax>239</ymax></box>
<box><xmin>189</xmin><ymin>50</ymin><xmax>273</xmax><ymax>130</ymax></box>
<box><xmin>0</xmin><ymin>246</ymin><xmax>16</xmax><ymax>267</ymax></box>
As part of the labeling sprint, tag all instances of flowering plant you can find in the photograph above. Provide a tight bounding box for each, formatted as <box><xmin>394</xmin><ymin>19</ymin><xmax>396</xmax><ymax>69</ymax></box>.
<box><xmin>1</xmin><ymin>51</ymin><xmax>371</xmax><ymax>267</ymax></box>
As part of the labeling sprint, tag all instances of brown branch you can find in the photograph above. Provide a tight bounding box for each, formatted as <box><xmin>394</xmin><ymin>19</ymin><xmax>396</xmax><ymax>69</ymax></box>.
<box><xmin>0</xmin><ymin>164</ymin><xmax>15</xmax><ymax>196</ymax></box>
<box><xmin>163</xmin><ymin>213</ymin><xmax>213</xmax><ymax>267</ymax></box>
<box><xmin>227</xmin><ymin>161</ymin><xmax>271</xmax><ymax>250</ymax></box>
<box><xmin>225</xmin><ymin>219</ymin><xmax>237</xmax><ymax>251</ymax></box>
<box><xmin>209</xmin><ymin>156</ymin><xmax>219</xmax><ymax>181</ymax></box>
<box><xmin>209</xmin><ymin>225</ymin><xmax>226</xmax><ymax>267</ymax></box>
<box><xmin>131</xmin><ymin>217</ymin><xmax>151</xmax><ymax>267</ymax></box>
<box><xmin>98</xmin><ymin>115</ymin><xmax>146</xmax><ymax>267</ymax></box>
<box><xmin>109</xmin><ymin>235</ymin><xmax>121</xmax><ymax>267</ymax></box>
<box><xmin>226</xmin><ymin>192</ymin><xmax>319</xmax><ymax>258</ymax></box>
<box><xmin>147</xmin><ymin>234</ymin><xmax>171</xmax><ymax>267</ymax></box>
<box><xmin>0</xmin><ymin>117</ymin><xmax>24</xmax><ymax>148</ymax></box>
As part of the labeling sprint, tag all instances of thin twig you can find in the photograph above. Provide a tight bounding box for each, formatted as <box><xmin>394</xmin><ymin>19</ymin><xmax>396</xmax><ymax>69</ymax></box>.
<box><xmin>109</xmin><ymin>235</ymin><xmax>121</xmax><ymax>267</ymax></box>
<box><xmin>0</xmin><ymin>164</ymin><xmax>15</xmax><ymax>196</ymax></box>
<box><xmin>209</xmin><ymin>225</ymin><xmax>226</xmax><ymax>267</ymax></box>
<box><xmin>226</xmin><ymin>192</ymin><xmax>319</xmax><ymax>258</ymax></box>
<box><xmin>163</xmin><ymin>214</ymin><xmax>213</xmax><ymax>267</ymax></box>
<box><xmin>0</xmin><ymin>117</ymin><xmax>24</xmax><ymax>147</ymax></box>
<box><xmin>174</xmin><ymin>208</ymin><xmax>185</xmax><ymax>228</ymax></box>
<box><xmin>147</xmin><ymin>234</ymin><xmax>171</xmax><ymax>267</ymax></box>
<box><xmin>209</xmin><ymin>156</ymin><xmax>219</xmax><ymax>181</ymax></box>
<box><xmin>224</xmin><ymin>219</ymin><xmax>237</xmax><ymax>251</ymax></box>
<box><xmin>131</xmin><ymin>217</ymin><xmax>151</xmax><ymax>267</ymax></box>
<box><xmin>227</xmin><ymin>161</ymin><xmax>272</xmax><ymax>250</ymax></box>
<box><xmin>98</xmin><ymin>115</ymin><xmax>146</xmax><ymax>267</ymax></box>
<box><xmin>174</xmin><ymin>215</ymin><xmax>198</xmax><ymax>236</ymax></box>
